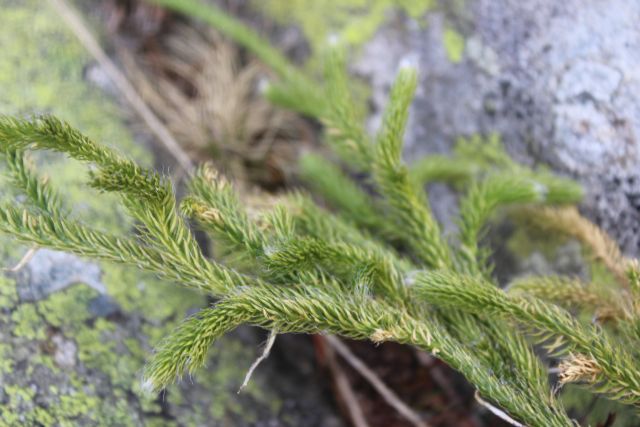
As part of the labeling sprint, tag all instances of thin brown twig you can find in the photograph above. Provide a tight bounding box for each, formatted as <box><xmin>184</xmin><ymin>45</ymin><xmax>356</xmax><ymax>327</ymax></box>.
<box><xmin>47</xmin><ymin>0</ymin><xmax>194</xmax><ymax>173</ymax></box>
<box><xmin>325</xmin><ymin>335</ymin><xmax>430</xmax><ymax>427</ymax></box>
<box><xmin>323</xmin><ymin>336</ymin><xmax>370</xmax><ymax>427</ymax></box>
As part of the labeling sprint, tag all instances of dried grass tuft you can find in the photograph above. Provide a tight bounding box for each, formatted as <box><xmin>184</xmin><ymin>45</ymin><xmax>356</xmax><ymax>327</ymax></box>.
<box><xmin>119</xmin><ymin>24</ymin><xmax>308</xmax><ymax>188</ymax></box>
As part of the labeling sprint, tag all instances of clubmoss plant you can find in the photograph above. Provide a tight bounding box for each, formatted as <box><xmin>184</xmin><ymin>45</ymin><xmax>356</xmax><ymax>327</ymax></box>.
<box><xmin>1</xmin><ymin>3</ymin><xmax>640</xmax><ymax>426</ymax></box>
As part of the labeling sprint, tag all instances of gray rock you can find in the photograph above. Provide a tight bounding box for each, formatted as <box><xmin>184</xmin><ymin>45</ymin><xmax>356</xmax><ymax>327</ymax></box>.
<box><xmin>354</xmin><ymin>0</ymin><xmax>640</xmax><ymax>255</ymax></box>
<box><xmin>12</xmin><ymin>249</ymin><xmax>105</xmax><ymax>302</ymax></box>
<box><xmin>87</xmin><ymin>294</ymin><xmax>121</xmax><ymax>318</ymax></box>
<box><xmin>51</xmin><ymin>333</ymin><xmax>78</xmax><ymax>369</ymax></box>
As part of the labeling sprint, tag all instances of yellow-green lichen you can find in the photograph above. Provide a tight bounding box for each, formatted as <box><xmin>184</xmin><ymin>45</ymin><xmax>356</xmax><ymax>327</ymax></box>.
<box><xmin>10</xmin><ymin>304</ymin><xmax>45</xmax><ymax>340</ymax></box>
<box><xmin>4</xmin><ymin>385</ymin><xmax>36</xmax><ymax>407</ymax></box>
<box><xmin>505</xmin><ymin>226</ymin><xmax>571</xmax><ymax>260</ymax></box>
<box><xmin>58</xmin><ymin>393</ymin><xmax>100</xmax><ymax>419</ymax></box>
<box><xmin>0</xmin><ymin>275</ymin><xmax>17</xmax><ymax>307</ymax></box>
<box><xmin>37</xmin><ymin>285</ymin><xmax>95</xmax><ymax>328</ymax></box>
<box><xmin>0</xmin><ymin>0</ymin><xmax>148</xmax><ymax>230</ymax></box>
<box><xmin>256</xmin><ymin>0</ymin><xmax>434</xmax><ymax>54</ymax></box>
<box><xmin>0</xmin><ymin>343</ymin><xmax>14</xmax><ymax>374</ymax></box>
<box><xmin>1</xmin><ymin>385</ymin><xmax>36</xmax><ymax>425</ymax></box>
<box><xmin>101</xmin><ymin>264</ymin><xmax>201</xmax><ymax>322</ymax></box>
<box><xmin>443</xmin><ymin>27</ymin><xmax>465</xmax><ymax>63</ymax></box>
<box><xmin>33</xmin><ymin>407</ymin><xmax>56</xmax><ymax>426</ymax></box>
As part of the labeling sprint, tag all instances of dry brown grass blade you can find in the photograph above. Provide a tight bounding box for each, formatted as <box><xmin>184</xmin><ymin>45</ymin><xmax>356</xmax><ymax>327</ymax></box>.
<box><xmin>47</xmin><ymin>0</ymin><xmax>194</xmax><ymax>173</ymax></box>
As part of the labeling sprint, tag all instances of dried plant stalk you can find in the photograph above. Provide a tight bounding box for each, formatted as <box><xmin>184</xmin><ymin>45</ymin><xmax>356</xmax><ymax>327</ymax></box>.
<box><xmin>119</xmin><ymin>24</ymin><xmax>306</xmax><ymax>187</ymax></box>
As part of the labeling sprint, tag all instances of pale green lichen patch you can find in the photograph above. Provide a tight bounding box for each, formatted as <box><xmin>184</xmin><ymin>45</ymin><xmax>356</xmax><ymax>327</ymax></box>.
<box><xmin>36</xmin><ymin>285</ymin><xmax>95</xmax><ymax>328</ymax></box>
<box><xmin>0</xmin><ymin>275</ymin><xmax>17</xmax><ymax>308</ymax></box>
<box><xmin>505</xmin><ymin>226</ymin><xmax>571</xmax><ymax>260</ymax></box>
<box><xmin>0</xmin><ymin>342</ymin><xmax>14</xmax><ymax>374</ymax></box>
<box><xmin>101</xmin><ymin>264</ymin><xmax>201</xmax><ymax>322</ymax></box>
<box><xmin>0</xmin><ymin>0</ymin><xmax>146</xmax><ymax>229</ymax></box>
<box><xmin>256</xmin><ymin>0</ymin><xmax>434</xmax><ymax>53</ymax></box>
<box><xmin>10</xmin><ymin>304</ymin><xmax>46</xmax><ymax>340</ymax></box>
<box><xmin>443</xmin><ymin>27</ymin><xmax>465</xmax><ymax>63</ymax></box>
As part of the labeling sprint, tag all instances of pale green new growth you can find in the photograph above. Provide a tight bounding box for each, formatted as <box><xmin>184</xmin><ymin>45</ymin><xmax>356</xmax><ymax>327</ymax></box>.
<box><xmin>371</xmin><ymin>67</ymin><xmax>452</xmax><ymax>269</ymax></box>
<box><xmin>142</xmin><ymin>306</ymin><xmax>248</xmax><ymax>393</ymax></box>
<box><xmin>0</xmin><ymin>3</ymin><xmax>637</xmax><ymax>426</ymax></box>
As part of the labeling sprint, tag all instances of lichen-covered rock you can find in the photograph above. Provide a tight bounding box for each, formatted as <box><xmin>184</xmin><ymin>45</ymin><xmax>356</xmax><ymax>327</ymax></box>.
<box><xmin>256</xmin><ymin>0</ymin><xmax>640</xmax><ymax>256</ymax></box>
<box><xmin>349</xmin><ymin>0</ymin><xmax>640</xmax><ymax>256</ymax></box>
<box><xmin>0</xmin><ymin>1</ymin><xmax>340</xmax><ymax>425</ymax></box>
